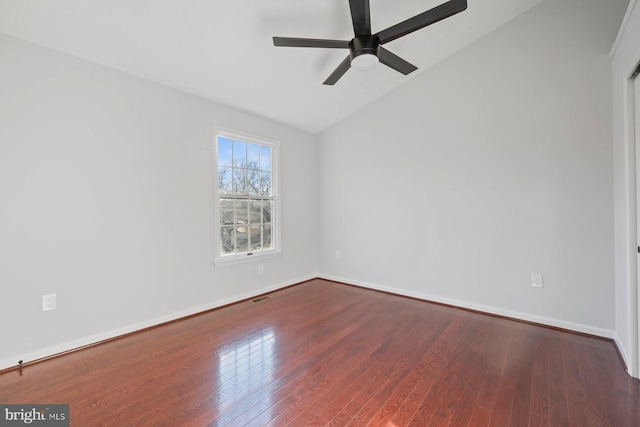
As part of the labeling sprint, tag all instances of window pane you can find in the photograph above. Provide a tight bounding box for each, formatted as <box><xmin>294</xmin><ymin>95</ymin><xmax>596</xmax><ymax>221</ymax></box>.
<box><xmin>249</xmin><ymin>225</ymin><xmax>261</xmax><ymax>250</ymax></box>
<box><xmin>233</xmin><ymin>140</ymin><xmax>246</xmax><ymax>168</ymax></box>
<box><xmin>249</xmin><ymin>200</ymin><xmax>262</xmax><ymax>224</ymax></box>
<box><xmin>246</xmin><ymin>169</ymin><xmax>260</xmax><ymax>196</ymax></box>
<box><xmin>262</xmin><ymin>224</ymin><xmax>272</xmax><ymax>250</ymax></box>
<box><xmin>260</xmin><ymin>146</ymin><xmax>271</xmax><ymax>171</ymax></box>
<box><xmin>218</xmin><ymin>137</ymin><xmax>233</xmax><ymax>166</ymax></box>
<box><xmin>220</xmin><ymin>198</ymin><xmax>234</xmax><ymax>225</ymax></box>
<box><xmin>235</xmin><ymin>200</ymin><xmax>248</xmax><ymax>225</ymax></box>
<box><xmin>235</xmin><ymin>225</ymin><xmax>249</xmax><ymax>253</ymax></box>
<box><xmin>218</xmin><ymin>167</ymin><xmax>232</xmax><ymax>194</ymax></box>
<box><xmin>262</xmin><ymin>200</ymin><xmax>272</xmax><ymax>223</ymax></box>
<box><xmin>247</xmin><ymin>144</ymin><xmax>260</xmax><ymax>170</ymax></box>
<box><xmin>259</xmin><ymin>172</ymin><xmax>272</xmax><ymax>196</ymax></box>
<box><xmin>232</xmin><ymin>168</ymin><xmax>247</xmax><ymax>194</ymax></box>
<box><xmin>221</xmin><ymin>226</ymin><xmax>235</xmax><ymax>254</ymax></box>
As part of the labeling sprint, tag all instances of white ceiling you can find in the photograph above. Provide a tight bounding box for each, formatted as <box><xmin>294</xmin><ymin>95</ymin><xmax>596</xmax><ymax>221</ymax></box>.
<box><xmin>0</xmin><ymin>0</ymin><xmax>545</xmax><ymax>134</ymax></box>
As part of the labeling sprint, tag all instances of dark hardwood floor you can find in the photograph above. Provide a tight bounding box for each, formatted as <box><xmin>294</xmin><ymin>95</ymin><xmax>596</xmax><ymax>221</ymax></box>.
<box><xmin>1</xmin><ymin>279</ymin><xmax>639</xmax><ymax>426</ymax></box>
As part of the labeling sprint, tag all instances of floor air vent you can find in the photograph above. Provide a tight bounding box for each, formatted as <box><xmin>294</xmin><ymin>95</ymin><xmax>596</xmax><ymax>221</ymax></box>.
<box><xmin>251</xmin><ymin>296</ymin><xmax>271</xmax><ymax>303</ymax></box>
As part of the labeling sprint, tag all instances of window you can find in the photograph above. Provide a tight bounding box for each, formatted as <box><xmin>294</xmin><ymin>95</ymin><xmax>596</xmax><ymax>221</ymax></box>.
<box><xmin>214</xmin><ymin>128</ymin><xmax>279</xmax><ymax>264</ymax></box>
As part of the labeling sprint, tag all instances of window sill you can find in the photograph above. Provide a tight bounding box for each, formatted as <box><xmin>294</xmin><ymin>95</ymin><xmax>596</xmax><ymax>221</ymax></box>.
<box><xmin>212</xmin><ymin>250</ymin><xmax>282</xmax><ymax>267</ymax></box>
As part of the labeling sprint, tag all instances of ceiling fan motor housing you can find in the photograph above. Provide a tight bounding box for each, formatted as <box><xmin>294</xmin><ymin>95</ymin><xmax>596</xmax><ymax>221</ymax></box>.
<box><xmin>349</xmin><ymin>34</ymin><xmax>380</xmax><ymax>60</ymax></box>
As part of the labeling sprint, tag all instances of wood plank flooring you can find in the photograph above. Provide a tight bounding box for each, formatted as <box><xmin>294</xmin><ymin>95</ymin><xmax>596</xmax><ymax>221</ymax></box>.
<box><xmin>1</xmin><ymin>279</ymin><xmax>639</xmax><ymax>426</ymax></box>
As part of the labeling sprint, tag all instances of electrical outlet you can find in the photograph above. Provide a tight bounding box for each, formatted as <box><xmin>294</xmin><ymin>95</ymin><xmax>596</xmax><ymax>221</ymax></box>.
<box><xmin>336</xmin><ymin>250</ymin><xmax>341</xmax><ymax>260</ymax></box>
<box><xmin>531</xmin><ymin>274</ymin><xmax>543</xmax><ymax>288</ymax></box>
<box><xmin>258</xmin><ymin>264</ymin><xmax>264</xmax><ymax>274</ymax></box>
<box><xmin>42</xmin><ymin>294</ymin><xmax>56</xmax><ymax>311</ymax></box>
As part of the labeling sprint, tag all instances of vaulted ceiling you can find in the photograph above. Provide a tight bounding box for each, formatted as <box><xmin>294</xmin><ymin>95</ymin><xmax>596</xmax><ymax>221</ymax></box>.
<box><xmin>0</xmin><ymin>0</ymin><xmax>545</xmax><ymax>133</ymax></box>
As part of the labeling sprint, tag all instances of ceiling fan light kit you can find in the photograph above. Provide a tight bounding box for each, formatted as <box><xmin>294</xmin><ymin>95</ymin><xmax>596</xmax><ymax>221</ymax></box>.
<box><xmin>351</xmin><ymin>53</ymin><xmax>378</xmax><ymax>71</ymax></box>
<box><xmin>273</xmin><ymin>0</ymin><xmax>468</xmax><ymax>85</ymax></box>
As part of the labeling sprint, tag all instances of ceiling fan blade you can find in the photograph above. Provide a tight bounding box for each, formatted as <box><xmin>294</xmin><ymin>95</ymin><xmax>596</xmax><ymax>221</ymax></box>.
<box><xmin>349</xmin><ymin>0</ymin><xmax>371</xmax><ymax>36</ymax></box>
<box><xmin>378</xmin><ymin>47</ymin><xmax>418</xmax><ymax>75</ymax></box>
<box><xmin>375</xmin><ymin>0</ymin><xmax>467</xmax><ymax>45</ymax></box>
<box><xmin>273</xmin><ymin>37</ymin><xmax>350</xmax><ymax>49</ymax></box>
<box><xmin>323</xmin><ymin>56</ymin><xmax>352</xmax><ymax>85</ymax></box>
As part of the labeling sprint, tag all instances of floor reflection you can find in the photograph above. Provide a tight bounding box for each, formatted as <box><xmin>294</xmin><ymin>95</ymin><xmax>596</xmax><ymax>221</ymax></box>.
<box><xmin>216</xmin><ymin>328</ymin><xmax>276</xmax><ymax>421</ymax></box>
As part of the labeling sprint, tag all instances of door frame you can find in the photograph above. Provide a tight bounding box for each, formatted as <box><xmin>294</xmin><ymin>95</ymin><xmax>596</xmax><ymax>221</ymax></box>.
<box><xmin>634</xmin><ymin>70</ymin><xmax>640</xmax><ymax>378</ymax></box>
<box><xmin>621</xmin><ymin>60</ymin><xmax>640</xmax><ymax>379</ymax></box>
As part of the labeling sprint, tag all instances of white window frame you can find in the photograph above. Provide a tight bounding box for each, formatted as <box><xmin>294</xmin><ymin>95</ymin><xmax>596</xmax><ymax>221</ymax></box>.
<box><xmin>213</xmin><ymin>126</ymin><xmax>281</xmax><ymax>266</ymax></box>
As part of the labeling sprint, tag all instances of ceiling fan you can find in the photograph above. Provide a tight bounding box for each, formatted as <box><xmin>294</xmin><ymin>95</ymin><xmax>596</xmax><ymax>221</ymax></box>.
<box><xmin>273</xmin><ymin>0</ymin><xmax>468</xmax><ymax>85</ymax></box>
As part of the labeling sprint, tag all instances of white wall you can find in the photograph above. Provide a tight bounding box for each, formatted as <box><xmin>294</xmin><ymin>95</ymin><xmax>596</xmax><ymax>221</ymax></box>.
<box><xmin>319</xmin><ymin>0</ymin><xmax>626</xmax><ymax>336</ymax></box>
<box><xmin>0</xmin><ymin>34</ymin><xmax>319</xmax><ymax>369</ymax></box>
<box><xmin>612</xmin><ymin>0</ymin><xmax>640</xmax><ymax>377</ymax></box>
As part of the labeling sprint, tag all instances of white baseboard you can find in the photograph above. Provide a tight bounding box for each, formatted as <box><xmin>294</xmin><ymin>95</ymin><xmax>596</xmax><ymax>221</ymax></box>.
<box><xmin>614</xmin><ymin>333</ymin><xmax>637</xmax><ymax>378</ymax></box>
<box><xmin>0</xmin><ymin>274</ymin><xmax>316</xmax><ymax>371</ymax></box>
<box><xmin>3</xmin><ymin>274</ymin><xmax>619</xmax><ymax>372</ymax></box>
<box><xmin>319</xmin><ymin>274</ymin><xmax>615</xmax><ymax>339</ymax></box>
